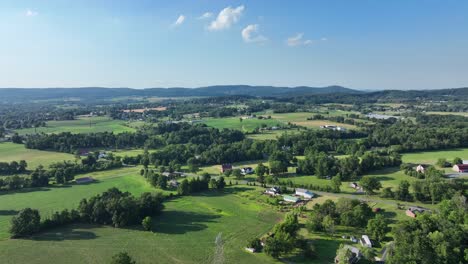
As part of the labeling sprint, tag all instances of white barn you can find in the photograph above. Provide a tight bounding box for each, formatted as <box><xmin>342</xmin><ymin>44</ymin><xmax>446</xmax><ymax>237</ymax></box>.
<box><xmin>295</xmin><ymin>188</ymin><xmax>314</xmax><ymax>199</ymax></box>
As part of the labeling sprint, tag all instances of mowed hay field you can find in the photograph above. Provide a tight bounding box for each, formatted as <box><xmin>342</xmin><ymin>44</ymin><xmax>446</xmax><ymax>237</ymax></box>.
<box><xmin>0</xmin><ymin>179</ymin><xmax>282</xmax><ymax>264</ymax></box>
<box><xmin>15</xmin><ymin>116</ymin><xmax>138</xmax><ymax>135</ymax></box>
<box><xmin>0</xmin><ymin>142</ymin><xmax>74</xmax><ymax>169</ymax></box>
<box><xmin>268</xmin><ymin>112</ymin><xmax>357</xmax><ymax>129</ymax></box>
<box><xmin>202</xmin><ymin>117</ymin><xmax>281</xmax><ymax>132</ymax></box>
<box><xmin>402</xmin><ymin>148</ymin><xmax>468</xmax><ymax>165</ymax></box>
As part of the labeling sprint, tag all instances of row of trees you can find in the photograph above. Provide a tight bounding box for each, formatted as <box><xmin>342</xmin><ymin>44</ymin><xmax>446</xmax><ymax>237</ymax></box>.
<box><xmin>298</xmin><ymin>150</ymin><xmax>402</xmax><ymax>181</ymax></box>
<box><xmin>0</xmin><ymin>160</ymin><xmax>28</xmax><ymax>175</ymax></box>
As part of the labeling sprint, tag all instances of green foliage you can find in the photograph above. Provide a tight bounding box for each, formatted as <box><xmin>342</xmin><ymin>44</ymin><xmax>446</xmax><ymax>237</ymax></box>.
<box><xmin>142</xmin><ymin>216</ymin><xmax>152</xmax><ymax>231</ymax></box>
<box><xmin>359</xmin><ymin>176</ymin><xmax>382</xmax><ymax>195</ymax></box>
<box><xmin>9</xmin><ymin>208</ymin><xmax>40</xmax><ymax>238</ymax></box>
<box><xmin>110</xmin><ymin>252</ymin><xmax>136</xmax><ymax>264</ymax></box>
<box><xmin>366</xmin><ymin>214</ymin><xmax>390</xmax><ymax>242</ymax></box>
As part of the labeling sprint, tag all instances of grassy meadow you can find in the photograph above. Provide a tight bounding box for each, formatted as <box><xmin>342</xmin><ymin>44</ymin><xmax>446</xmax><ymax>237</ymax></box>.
<box><xmin>401</xmin><ymin>148</ymin><xmax>468</xmax><ymax>165</ymax></box>
<box><xmin>0</xmin><ymin>142</ymin><xmax>75</xmax><ymax>169</ymax></box>
<box><xmin>202</xmin><ymin>117</ymin><xmax>281</xmax><ymax>132</ymax></box>
<box><xmin>15</xmin><ymin>116</ymin><xmax>138</xmax><ymax>135</ymax></box>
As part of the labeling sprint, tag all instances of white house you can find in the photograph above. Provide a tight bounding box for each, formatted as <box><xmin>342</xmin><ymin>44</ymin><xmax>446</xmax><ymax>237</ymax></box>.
<box><xmin>241</xmin><ymin>167</ymin><xmax>254</xmax><ymax>175</ymax></box>
<box><xmin>295</xmin><ymin>188</ymin><xmax>314</xmax><ymax>199</ymax></box>
<box><xmin>265</xmin><ymin>187</ymin><xmax>280</xmax><ymax>196</ymax></box>
<box><xmin>360</xmin><ymin>235</ymin><xmax>372</xmax><ymax>248</ymax></box>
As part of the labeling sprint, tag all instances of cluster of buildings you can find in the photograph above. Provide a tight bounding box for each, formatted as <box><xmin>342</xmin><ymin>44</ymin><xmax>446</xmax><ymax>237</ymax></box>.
<box><xmin>335</xmin><ymin>235</ymin><xmax>374</xmax><ymax>264</ymax></box>
<box><xmin>264</xmin><ymin>187</ymin><xmax>315</xmax><ymax>203</ymax></box>
<box><xmin>320</xmin><ymin>125</ymin><xmax>347</xmax><ymax>131</ymax></box>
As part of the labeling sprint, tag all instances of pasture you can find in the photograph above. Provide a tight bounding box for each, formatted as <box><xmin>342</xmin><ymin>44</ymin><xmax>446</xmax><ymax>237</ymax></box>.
<box><xmin>0</xmin><ymin>180</ymin><xmax>283</xmax><ymax>264</ymax></box>
<box><xmin>0</xmin><ymin>167</ymin><xmax>147</xmax><ymax>240</ymax></box>
<box><xmin>202</xmin><ymin>117</ymin><xmax>281</xmax><ymax>132</ymax></box>
<box><xmin>402</xmin><ymin>148</ymin><xmax>468</xmax><ymax>165</ymax></box>
<box><xmin>268</xmin><ymin>112</ymin><xmax>358</xmax><ymax>129</ymax></box>
<box><xmin>0</xmin><ymin>142</ymin><xmax>74</xmax><ymax>169</ymax></box>
<box><xmin>246</xmin><ymin>129</ymin><xmax>301</xmax><ymax>140</ymax></box>
<box><xmin>15</xmin><ymin>116</ymin><xmax>138</xmax><ymax>135</ymax></box>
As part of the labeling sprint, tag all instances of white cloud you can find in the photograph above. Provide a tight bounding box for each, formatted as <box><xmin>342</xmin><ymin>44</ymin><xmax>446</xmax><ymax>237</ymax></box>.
<box><xmin>198</xmin><ymin>12</ymin><xmax>213</xmax><ymax>20</ymax></box>
<box><xmin>321</xmin><ymin>37</ymin><xmax>328</xmax><ymax>41</ymax></box>
<box><xmin>173</xmin><ymin>15</ymin><xmax>185</xmax><ymax>27</ymax></box>
<box><xmin>241</xmin><ymin>24</ymin><xmax>267</xmax><ymax>43</ymax></box>
<box><xmin>25</xmin><ymin>9</ymin><xmax>38</xmax><ymax>17</ymax></box>
<box><xmin>286</xmin><ymin>33</ymin><xmax>313</xmax><ymax>46</ymax></box>
<box><xmin>208</xmin><ymin>5</ymin><xmax>244</xmax><ymax>31</ymax></box>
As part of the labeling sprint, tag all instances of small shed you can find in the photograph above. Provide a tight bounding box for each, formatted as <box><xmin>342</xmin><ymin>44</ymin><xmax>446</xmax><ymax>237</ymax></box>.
<box><xmin>360</xmin><ymin>235</ymin><xmax>372</xmax><ymax>248</ymax></box>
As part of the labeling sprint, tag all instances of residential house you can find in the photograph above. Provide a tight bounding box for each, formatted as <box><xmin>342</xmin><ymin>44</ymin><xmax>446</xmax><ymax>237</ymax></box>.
<box><xmin>221</xmin><ymin>164</ymin><xmax>233</xmax><ymax>173</ymax></box>
<box><xmin>416</xmin><ymin>164</ymin><xmax>428</xmax><ymax>173</ymax></box>
<box><xmin>335</xmin><ymin>245</ymin><xmax>362</xmax><ymax>264</ymax></box>
<box><xmin>350</xmin><ymin>182</ymin><xmax>359</xmax><ymax>189</ymax></box>
<box><xmin>283</xmin><ymin>195</ymin><xmax>300</xmax><ymax>203</ymax></box>
<box><xmin>453</xmin><ymin>164</ymin><xmax>468</xmax><ymax>173</ymax></box>
<box><xmin>295</xmin><ymin>188</ymin><xmax>315</xmax><ymax>199</ymax></box>
<box><xmin>406</xmin><ymin>207</ymin><xmax>427</xmax><ymax>218</ymax></box>
<box><xmin>241</xmin><ymin>167</ymin><xmax>254</xmax><ymax>175</ymax></box>
<box><xmin>265</xmin><ymin>187</ymin><xmax>280</xmax><ymax>196</ymax></box>
<box><xmin>360</xmin><ymin>235</ymin><xmax>372</xmax><ymax>248</ymax></box>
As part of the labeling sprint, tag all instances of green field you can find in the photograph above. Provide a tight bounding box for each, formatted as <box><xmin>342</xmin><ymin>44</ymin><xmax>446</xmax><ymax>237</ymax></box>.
<box><xmin>402</xmin><ymin>148</ymin><xmax>468</xmax><ymax>165</ymax></box>
<box><xmin>0</xmin><ymin>167</ymin><xmax>284</xmax><ymax>264</ymax></box>
<box><xmin>0</xmin><ymin>142</ymin><xmax>75</xmax><ymax>169</ymax></box>
<box><xmin>15</xmin><ymin>116</ymin><xmax>138</xmax><ymax>135</ymax></box>
<box><xmin>203</xmin><ymin>117</ymin><xmax>282</xmax><ymax>132</ymax></box>
<box><xmin>268</xmin><ymin>112</ymin><xmax>358</xmax><ymax>129</ymax></box>
<box><xmin>0</xmin><ymin>167</ymin><xmax>148</xmax><ymax>240</ymax></box>
<box><xmin>246</xmin><ymin>129</ymin><xmax>301</xmax><ymax>140</ymax></box>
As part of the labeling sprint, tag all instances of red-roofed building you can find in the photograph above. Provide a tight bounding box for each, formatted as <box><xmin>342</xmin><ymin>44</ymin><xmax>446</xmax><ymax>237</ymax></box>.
<box><xmin>453</xmin><ymin>164</ymin><xmax>468</xmax><ymax>173</ymax></box>
<box><xmin>221</xmin><ymin>164</ymin><xmax>233</xmax><ymax>173</ymax></box>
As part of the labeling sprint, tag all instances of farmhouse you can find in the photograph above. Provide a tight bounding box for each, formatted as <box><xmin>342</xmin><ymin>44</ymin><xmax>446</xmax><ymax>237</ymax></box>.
<box><xmin>221</xmin><ymin>164</ymin><xmax>233</xmax><ymax>173</ymax></box>
<box><xmin>406</xmin><ymin>207</ymin><xmax>427</xmax><ymax>218</ymax></box>
<box><xmin>75</xmin><ymin>177</ymin><xmax>94</xmax><ymax>184</ymax></box>
<box><xmin>241</xmin><ymin>167</ymin><xmax>254</xmax><ymax>175</ymax></box>
<box><xmin>350</xmin><ymin>182</ymin><xmax>359</xmax><ymax>189</ymax></box>
<box><xmin>265</xmin><ymin>187</ymin><xmax>280</xmax><ymax>196</ymax></box>
<box><xmin>295</xmin><ymin>188</ymin><xmax>314</xmax><ymax>199</ymax></box>
<box><xmin>283</xmin><ymin>195</ymin><xmax>300</xmax><ymax>203</ymax></box>
<box><xmin>416</xmin><ymin>164</ymin><xmax>428</xmax><ymax>173</ymax></box>
<box><xmin>360</xmin><ymin>235</ymin><xmax>373</xmax><ymax>248</ymax></box>
<box><xmin>335</xmin><ymin>245</ymin><xmax>361</xmax><ymax>264</ymax></box>
<box><xmin>452</xmin><ymin>164</ymin><xmax>468</xmax><ymax>173</ymax></box>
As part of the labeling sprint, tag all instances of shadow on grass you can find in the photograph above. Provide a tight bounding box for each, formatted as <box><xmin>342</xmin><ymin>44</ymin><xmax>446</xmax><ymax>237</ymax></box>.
<box><xmin>0</xmin><ymin>209</ymin><xmax>19</xmax><ymax>215</ymax></box>
<box><xmin>0</xmin><ymin>187</ymin><xmax>51</xmax><ymax>196</ymax></box>
<box><xmin>283</xmin><ymin>238</ymin><xmax>342</xmax><ymax>264</ymax></box>
<box><xmin>29</xmin><ymin>225</ymin><xmax>98</xmax><ymax>241</ymax></box>
<box><xmin>153</xmin><ymin>211</ymin><xmax>221</xmax><ymax>234</ymax></box>
<box><xmin>193</xmin><ymin>186</ymin><xmax>255</xmax><ymax>197</ymax></box>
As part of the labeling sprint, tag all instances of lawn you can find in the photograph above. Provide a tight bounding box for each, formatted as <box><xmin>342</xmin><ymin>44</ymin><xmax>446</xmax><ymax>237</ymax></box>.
<box><xmin>402</xmin><ymin>148</ymin><xmax>468</xmax><ymax>165</ymax></box>
<box><xmin>0</xmin><ymin>184</ymin><xmax>283</xmax><ymax>264</ymax></box>
<box><xmin>203</xmin><ymin>117</ymin><xmax>282</xmax><ymax>132</ymax></box>
<box><xmin>15</xmin><ymin>116</ymin><xmax>138</xmax><ymax>135</ymax></box>
<box><xmin>0</xmin><ymin>142</ymin><xmax>75</xmax><ymax>169</ymax></box>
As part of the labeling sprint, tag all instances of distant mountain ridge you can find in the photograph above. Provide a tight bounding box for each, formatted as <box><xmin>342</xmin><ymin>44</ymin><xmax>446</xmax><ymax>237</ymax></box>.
<box><xmin>0</xmin><ymin>85</ymin><xmax>361</xmax><ymax>102</ymax></box>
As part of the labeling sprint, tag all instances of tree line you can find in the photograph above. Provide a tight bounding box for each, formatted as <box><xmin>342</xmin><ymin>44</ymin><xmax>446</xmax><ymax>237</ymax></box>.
<box><xmin>10</xmin><ymin>188</ymin><xmax>164</xmax><ymax>238</ymax></box>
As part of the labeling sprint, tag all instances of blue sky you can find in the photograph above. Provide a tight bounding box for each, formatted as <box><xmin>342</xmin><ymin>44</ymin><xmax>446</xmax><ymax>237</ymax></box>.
<box><xmin>0</xmin><ymin>0</ymin><xmax>467</xmax><ymax>90</ymax></box>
